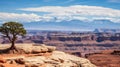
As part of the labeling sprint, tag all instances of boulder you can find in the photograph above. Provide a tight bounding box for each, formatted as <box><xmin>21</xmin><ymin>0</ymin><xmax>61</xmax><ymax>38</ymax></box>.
<box><xmin>40</xmin><ymin>47</ymin><xmax>48</xmax><ymax>53</ymax></box>
<box><xmin>9</xmin><ymin>60</ymin><xmax>16</xmax><ymax>64</ymax></box>
<box><xmin>46</xmin><ymin>46</ymin><xmax>56</xmax><ymax>52</ymax></box>
<box><xmin>15</xmin><ymin>58</ymin><xmax>25</xmax><ymax>64</ymax></box>
<box><xmin>32</xmin><ymin>46</ymin><xmax>42</xmax><ymax>53</ymax></box>
<box><xmin>32</xmin><ymin>46</ymin><xmax>48</xmax><ymax>53</ymax></box>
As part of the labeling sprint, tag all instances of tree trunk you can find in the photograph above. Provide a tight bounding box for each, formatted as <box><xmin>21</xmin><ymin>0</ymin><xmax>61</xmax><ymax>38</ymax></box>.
<box><xmin>10</xmin><ymin>41</ymin><xmax>16</xmax><ymax>50</ymax></box>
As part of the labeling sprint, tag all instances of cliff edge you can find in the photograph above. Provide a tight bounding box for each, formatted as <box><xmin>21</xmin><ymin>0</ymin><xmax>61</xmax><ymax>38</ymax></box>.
<box><xmin>0</xmin><ymin>44</ymin><xmax>96</xmax><ymax>67</ymax></box>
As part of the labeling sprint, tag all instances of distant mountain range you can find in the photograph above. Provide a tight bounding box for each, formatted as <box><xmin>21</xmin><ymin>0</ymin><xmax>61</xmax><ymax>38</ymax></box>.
<box><xmin>94</xmin><ymin>29</ymin><xmax>120</xmax><ymax>33</ymax></box>
<box><xmin>23</xmin><ymin>19</ymin><xmax>120</xmax><ymax>31</ymax></box>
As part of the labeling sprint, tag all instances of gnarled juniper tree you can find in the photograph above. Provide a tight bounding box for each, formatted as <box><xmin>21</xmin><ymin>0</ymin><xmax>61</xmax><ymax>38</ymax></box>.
<box><xmin>0</xmin><ymin>22</ymin><xmax>26</xmax><ymax>50</ymax></box>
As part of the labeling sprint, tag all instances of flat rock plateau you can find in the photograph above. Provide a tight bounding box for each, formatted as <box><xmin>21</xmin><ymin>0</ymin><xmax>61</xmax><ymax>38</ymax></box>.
<box><xmin>0</xmin><ymin>43</ymin><xmax>96</xmax><ymax>67</ymax></box>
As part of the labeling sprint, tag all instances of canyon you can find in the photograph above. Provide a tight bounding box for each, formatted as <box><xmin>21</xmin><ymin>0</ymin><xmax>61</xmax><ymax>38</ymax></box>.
<box><xmin>0</xmin><ymin>29</ymin><xmax>120</xmax><ymax>67</ymax></box>
<box><xmin>0</xmin><ymin>29</ymin><xmax>120</xmax><ymax>57</ymax></box>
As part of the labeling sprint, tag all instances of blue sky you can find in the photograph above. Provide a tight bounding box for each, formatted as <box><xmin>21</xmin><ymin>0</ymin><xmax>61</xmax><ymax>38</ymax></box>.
<box><xmin>0</xmin><ymin>0</ymin><xmax>120</xmax><ymax>31</ymax></box>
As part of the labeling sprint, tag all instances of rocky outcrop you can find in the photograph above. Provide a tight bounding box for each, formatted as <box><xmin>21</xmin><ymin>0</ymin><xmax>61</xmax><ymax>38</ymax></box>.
<box><xmin>15</xmin><ymin>44</ymin><xmax>56</xmax><ymax>54</ymax></box>
<box><xmin>0</xmin><ymin>44</ymin><xmax>96</xmax><ymax>67</ymax></box>
<box><xmin>3</xmin><ymin>51</ymin><xmax>96</xmax><ymax>67</ymax></box>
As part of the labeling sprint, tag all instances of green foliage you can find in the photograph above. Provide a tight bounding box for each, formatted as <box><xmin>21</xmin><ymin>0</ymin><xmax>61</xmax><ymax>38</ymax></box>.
<box><xmin>0</xmin><ymin>21</ymin><xmax>26</xmax><ymax>42</ymax></box>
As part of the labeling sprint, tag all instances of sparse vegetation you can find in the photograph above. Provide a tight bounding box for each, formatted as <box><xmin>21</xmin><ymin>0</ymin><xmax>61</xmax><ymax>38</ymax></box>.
<box><xmin>0</xmin><ymin>21</ymin><xmax>26</xmax><ymax>53</ymax></box>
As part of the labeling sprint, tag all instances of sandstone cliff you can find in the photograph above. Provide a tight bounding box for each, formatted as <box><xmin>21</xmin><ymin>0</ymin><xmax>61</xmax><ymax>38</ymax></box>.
<box><xmin>0</xmin><ymin>44</ymin><xmax>96</xmax><ymax>67</ymax></box>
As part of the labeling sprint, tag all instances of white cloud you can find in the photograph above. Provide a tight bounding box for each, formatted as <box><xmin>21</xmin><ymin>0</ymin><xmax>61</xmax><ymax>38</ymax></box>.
<box><xmin>19</xmin><ymin>5</ymin><xmax>120</xmax><ymax>23</ymax></box>
<box><xmin>0</xmin><ymin>12</ymin><xmax>42</xmax><ymax>23</ymax></box>
<box><xmin>0</xmin><ymin>5</ymin><xmax>120</xmax><ymax>23</ymax></box>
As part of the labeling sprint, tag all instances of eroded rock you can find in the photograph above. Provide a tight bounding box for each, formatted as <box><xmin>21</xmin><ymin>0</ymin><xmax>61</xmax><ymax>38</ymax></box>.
<box><xmin>0</xmin><ymin>44</ymin><xmax>96</xmax><ymax>67</ymax></box>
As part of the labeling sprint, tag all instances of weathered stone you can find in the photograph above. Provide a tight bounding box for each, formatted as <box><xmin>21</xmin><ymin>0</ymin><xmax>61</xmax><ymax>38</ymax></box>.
<box><xmin>41</xmin><ymin>47</ymin><xmax>48</xmax><ymax>53</ymax></box>
<box><xmin>8</xmin><ymin>60</ymin><xmax>16</xmax><ymax>64</ymax></box>
<box><xmin>49</xmin><ymin>51</ymin><xmax>96</xmax><ymax>67</ymax></box>
<box><xmin>46</xmin><ymin>46</ymin><xmax>56</xmax><ymax>52</ymax></box>
<box><xmin>0</xmin><ymin>44</ymin><xmax>96</xmax><ymax>67</ymax></box>
<box><xmin>15</xmin><ymin>58</ymin><xmax>25</xmax><ymax>64</ymax></box>
<box><xmin>24</xmin><ymin>57</ymin><xmax>45</xmax><ymax>66</ymax></box>
<box><xmin>44</xmin><ymin>60</ymin><xmax>60</xmax><ymax>64</ymax></box>
<box><xmin>32</xmin><ymin>46</ymin><xmax>42</xmax><ymax>53</ymax></box>
<box><xmin>32</xmin><ymin>46</ymin><xmax>48</xmax><ymax>53</ymax></box>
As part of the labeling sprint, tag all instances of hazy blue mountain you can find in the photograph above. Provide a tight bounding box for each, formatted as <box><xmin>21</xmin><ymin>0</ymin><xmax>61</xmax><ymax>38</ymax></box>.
<box><xmin>22</xmin><ymin>20</ymin><xmax>120</xmax><ymax>31</ymax></box>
